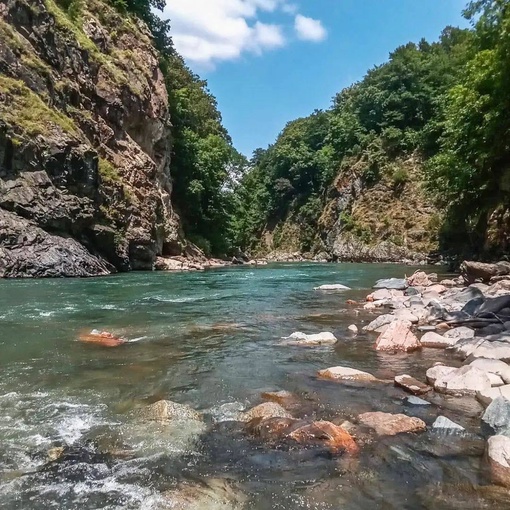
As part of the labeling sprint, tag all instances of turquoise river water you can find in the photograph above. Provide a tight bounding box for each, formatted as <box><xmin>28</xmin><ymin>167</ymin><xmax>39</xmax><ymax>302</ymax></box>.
<box><xmin>0</xmin><ymin>263</ymin><xmax>502</xmax><ymax>509</ymax></box>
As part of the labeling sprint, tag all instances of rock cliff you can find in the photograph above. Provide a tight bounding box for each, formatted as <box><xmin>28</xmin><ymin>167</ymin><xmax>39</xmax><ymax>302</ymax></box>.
<box><xmin>256</xmin><ymin>155</ymin><xmax>439</xmax><ymax>263</ymax></box>
<box><xmin>0</xmin><ymin>0</ymin><xmax>183</xmax><ymax>277</ymax></box>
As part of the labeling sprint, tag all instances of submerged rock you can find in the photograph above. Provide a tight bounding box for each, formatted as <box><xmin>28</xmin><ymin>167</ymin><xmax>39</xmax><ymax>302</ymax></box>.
<box><xmin>394</xmin><ymin>374</ymin><xmax>431</xmax><ymax>395</ymax></box>
<box><xmin>240</xmin><ymin>402</ymin><xmax>292</xmax><ymax>422</ymax></box>
<box><xmin>357</xmin><ymin>412</ymin><xmax>426</xmax><ymax>436</ymax></box>
<box><xmin>375</xmin><ymin>320</ymin><xmax>421</xmax><ymax>352</ymax></box>
<box><xmin>432</xmin><ymin>416</ymin><xmax>465</xmax><ymax>431</ymax></box>
<box><xmin>160</xmin><ymin>478</ymin><xmax>246</xmax><ymax>510</ymax></box>
<box><xmin>317</xmin><ymin>366</ymin><xmax>377</xmax><ymax>382</ymax></box>
<box><xmin>404</xmin><ymin>396</ymin><xmax>431</xmax><ymax>406</ymax></box>
<box><xmin>288</xmin><ymin>421</ymin><xmax>359</xmax><ymax>455</ymax></box>
<box><xmin>247</xmin><ymin>417</ymin><xmax>358</xmax><ymax>455</ymax></box>
<box><xmin>486</xmin><ymin>435</ymin><xmax>510</xmax><ymax>487</ymax></box>
<box><xmin>261</xmin><ymin>390</ymin><xmax>299</xmax><ymax>409</ymax></box>
<box><xmin>347</xmin><ymin>324</ymin><xmax>359</xmax><ymax>334</ymax></box>
<box><xmin>142</xmin><ymin>400</ymin><xmax>203</xmax><ymax>423</ymax></box>
<box><xmin>314</xmin><ymin>284</ymin><xmax>351</xmax><ymax>291</ymax></box>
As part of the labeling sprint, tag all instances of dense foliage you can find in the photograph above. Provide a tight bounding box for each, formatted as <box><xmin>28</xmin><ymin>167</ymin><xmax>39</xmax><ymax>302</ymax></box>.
<box><xmin>231</xmin><ymin>1</ymin><xmax>510</xmax><ymax>258</ymax></box>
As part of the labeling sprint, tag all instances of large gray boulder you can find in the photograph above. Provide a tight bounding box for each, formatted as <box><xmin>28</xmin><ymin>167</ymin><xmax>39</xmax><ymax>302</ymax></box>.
<box><xmin>482</xmin><ymin>397</ymin><xmax>510</xmax><ymax>436</ymax></box>
<box><xmin>434</xmin><ymin>365</ymin><xmax>491</xmax><ymax>396</ymax></box>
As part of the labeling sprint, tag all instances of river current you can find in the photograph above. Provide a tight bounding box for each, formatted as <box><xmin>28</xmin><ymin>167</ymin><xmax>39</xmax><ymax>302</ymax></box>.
<box><xmin>0</xmin><ymin>263</ymin><xmax>497</xmax><ymax>509</ymax></box>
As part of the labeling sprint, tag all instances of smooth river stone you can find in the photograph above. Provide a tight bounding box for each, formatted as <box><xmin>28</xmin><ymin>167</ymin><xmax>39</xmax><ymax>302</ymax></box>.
<box><xmin>373</xmin><ymin>278</ymin><xmax>408</xmax><ymax>290</ymax></box>
<box><xmin>357</xmin><ymin>412</ymin><xmax>426</xmax><ymax>436</ymax></box>
<box><xmin>420</xmin><ymin>331</ymin><xmax>458</xmax><ymax>349</ymax></box>
<box><xmin>240</xmin><ymin>402</ymin><xmax>293</xmax><ymax>422</ymax></box>
<box><xmin>394</xmin><ymin>374</ymin><xmax>431</xmax><ymax>395</ymax></box>
<box><xmin>469</xmin><ymin>358</ymin><xmax>510</xmax><ymax>383</ymax></box>
<box><xmin>283</xmin><ymin>331</ymin><xmax>337</xmax><ymax>346</ymax></box>
<box><xmin>476</xmin><ymin>385</ymin><xmax>510</xmax><ymax>407</ymax></box>
<box><xmin>317</xmin><ymin>366</ymin><xmax>377</xmax><ymax>382</ymax></box>
<box><xmin>314</xmin><ymin>284</ymin><xmax>351</xmax><ymax>291</ymax></box>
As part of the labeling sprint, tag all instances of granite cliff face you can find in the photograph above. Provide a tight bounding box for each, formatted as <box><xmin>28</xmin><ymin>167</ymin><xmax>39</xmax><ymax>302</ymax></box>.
<box><xmin>0</xmin><ymin>0</ymin><xmax>184</xmax><ymax>277</ymax></box>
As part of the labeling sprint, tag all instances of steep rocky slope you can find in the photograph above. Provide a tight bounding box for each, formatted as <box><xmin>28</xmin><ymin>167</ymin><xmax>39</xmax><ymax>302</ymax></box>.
<box><xmin>0</xmin><ymin>0</ymin><xmax>183</xmax><ymax>277</ymax></box>
<box><xmin>318</xmin><ymin>155</ymin><xmax>439</xmax><ymax>262</ymax></box>
<box><xmin>255</xmin><ymin>156</ymin><xmax>439</xmax><ymax>263</ymax></box>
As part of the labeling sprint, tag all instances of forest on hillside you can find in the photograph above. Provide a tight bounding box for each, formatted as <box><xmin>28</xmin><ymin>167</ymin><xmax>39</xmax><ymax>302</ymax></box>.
<box><xmin>60</xmin><ymin>0</ymin><xmax>510</xmax><ymax>261</ymax></box>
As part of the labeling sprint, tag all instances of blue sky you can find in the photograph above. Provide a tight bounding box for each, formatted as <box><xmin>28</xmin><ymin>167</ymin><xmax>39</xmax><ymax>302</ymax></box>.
<box><xmin>164</xmin><ymin>0</ymin><xmax>470</xmax><ymax>157</ymax></box>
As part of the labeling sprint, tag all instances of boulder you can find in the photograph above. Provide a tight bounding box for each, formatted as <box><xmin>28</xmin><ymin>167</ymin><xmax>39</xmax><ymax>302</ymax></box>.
<box><xmin>428</xmin><ymin>284</ymin><xmax>447</xmax><ymax>294</ymax></box>
<box><xmin>375</xmin><ymin>320</ymin><xmax>421</xmax><ymax>352</ymax></box>
<box><xmin>445</xmin><ymin>286</ymin><xmax>485</xmax><ymax>305</ymax></box>
<box><xmin>317</xmin><ymin>366</ymin><xmax>377</xmax><ymax>382</ymax></box>
<box><xmin>143</xmin><ymin>400</ymin><xmax>203</xmax><ymax>423</ymax></box>
<box><xmin>394</xmin><ymin>374</ymin><xmax>431</xmax><ymax>395</ymax></box>
<box><xmin>460</xmin><ymin>260</ymin><xmax>510</xmax><ymax>284</ymax></box>
<box><xmin>476</xmin><ymin>385</ymin><xmax>510</xmax><ymax>407</ymax></box>
<box><xmin>160</xmin><ymin>478</ymin><xmax>246</xmax><ymax>510</ymax></box>
<box><xmin>247</xmin><ymin>418</ymin><xmax>359</xmax><ymax>455</ymax></box>
<box><xmin>443</xmin><ymin>327</ymin><xmax>475</xmax><ymax>341</ymax></box>
<box><xmin>367</xmin><ymin>288</ymin><xmax>392</xmax><ymax>301</ymax></box>
<box><xmin>363</xmin><ymin>314</ymin><xmax>397</xmax><ymax>332</ymax></box>
<box><xmin>486</xmin><ymin>435</ymin><xmax>510</xmax><ymax>487</ymax></box>
<box><xmin>314</xmin><ymin>284</ymin><xmax>351</xmax><ymax>291</ymax></box>
<box><xmin>283</xmin><ymin>331</ymin><xmax>337</xmax><ymax>346</ymax></box>
<box><xmin>288</xmin><ymin>421</ymin><xmax>359</xmax><ymax>455</ymax></box>
<box><xmin>434</xmin><ymin>365</ymin><xmax>491</xmax><ymax>395</ymax></box>
<box><xmin>426</xmin><ymin>365</ymin><xmax>457</xmax><ymax>385</ymax></box>
<box><xmin>347</xmin><ymin>324</ymin><xmax>358</xmax><ymax>334</ymax></box>
<box><xmin>240</xmin><ymin>402</ymin><xmax>292</xmax><ymax>422</ymax></box>
<box><xmin>357</xmin><ymin>412</ymin><xmax>426</xmax><ymax>436</ymax></box>
<box><xmin>373</xmin><ymin>278</ymin><xmax>408</xmax><ymax>290</ymax></box>
<box><xmin>488</xmin><ymin>373</ymin><xmax>506</xmax><ymax>387</ymax></box>
<box><xmin>394</xmin><ymin>309</ymin><xmax>419</xmax><ymax>324</ymax></box>
<box><xmin>482</xmin><ymin>397</ymin><xmax>510</xmax><ymax>436</ymax></box>
<box><xmin>432</xmin><ymin>416</ymin><xmax>465</xmax><ymax>431</ymax></box>
<box><xmin>407</xmin><ymin>271</ymin><xmax>432</xmax><ymax>287</ymax></box>
<box><xmin>420</xmin><ymin>332</ymin><xmax>458</xmax><ymax>349</ymax></box>
<box><xmin>455</xmin><ymin>338</ymin><xmax>510</xmax><ymax>362</ymax></box>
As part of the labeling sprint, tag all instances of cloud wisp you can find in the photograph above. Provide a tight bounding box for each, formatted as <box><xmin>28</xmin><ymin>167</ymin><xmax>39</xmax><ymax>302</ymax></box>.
<box><xmin>162</xmin><ymin>0</ymin><xmax>326</xmax><ymax>68</ymax></box>
<box><xmin>294</xmin><ymin>14</ymin><xmax>327</xmax><ymax>42</ymax></box>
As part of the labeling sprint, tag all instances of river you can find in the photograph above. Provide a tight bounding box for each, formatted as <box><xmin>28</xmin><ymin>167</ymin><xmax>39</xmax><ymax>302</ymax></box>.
<box><xmin>0</xmin><ymin>262</ymin><xmax>493</xmax><ymax>509</ymax></box>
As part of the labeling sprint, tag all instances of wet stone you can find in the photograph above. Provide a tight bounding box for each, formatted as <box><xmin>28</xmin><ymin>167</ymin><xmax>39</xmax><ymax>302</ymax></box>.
<box><xmin>432</xmin><ymin>416</ymin><xmax>465</xmax><ymax>431</ymax></box>
<box><xmin>394</xmin><ymin>374</ymin><xmax>431</xmax><ymax>395</ymax></box>
<box><xmin>404</xmin><ymin>396</ymin><xmax>431</xmax><ymax>406</ymax></box>
<box><xmin>482</xmin><ymin>396</ymin><xmax>510</xmax><ymax>437</ymax></box>
<box><xmin>357</xmin><ymin>411</ymin><xmax>426</xmax><ymax>436</ymax></box>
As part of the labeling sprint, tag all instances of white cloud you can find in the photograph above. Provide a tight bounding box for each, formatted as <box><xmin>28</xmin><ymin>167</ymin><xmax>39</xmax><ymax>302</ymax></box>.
<box><xmin>294</xmin><ymin>14</ymin><xmax>327</xmax><ymax>42</ymax></box>
<box><xmin>163</xmin><ymin>0</ymin><xmax>288</xmax><ymax>68</ymax></box>
<box><xmin>162</xmin><ymin>1</ymin><xmax>327</xmax><ymax>68</ymax></box>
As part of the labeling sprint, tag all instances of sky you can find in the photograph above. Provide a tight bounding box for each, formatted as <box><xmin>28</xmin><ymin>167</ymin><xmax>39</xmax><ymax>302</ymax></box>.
<box><xmin>162</xmin><ymin>0</ymin><xmax>470</xmax><ymax>157</ymax></box>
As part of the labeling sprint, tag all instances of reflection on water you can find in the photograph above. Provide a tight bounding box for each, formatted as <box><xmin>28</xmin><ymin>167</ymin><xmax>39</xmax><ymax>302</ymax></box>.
<box><xmin>0</xmin><ymin>263</ymin><xmax>497</xmax><ymax>509</ymax></box>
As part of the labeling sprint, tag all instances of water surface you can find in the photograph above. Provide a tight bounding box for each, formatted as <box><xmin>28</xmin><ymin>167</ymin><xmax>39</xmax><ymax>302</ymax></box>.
<box><xmin>0</xmin><ymin>263</ymin><xmax>493</xmax><ymax>509</ymax></box>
